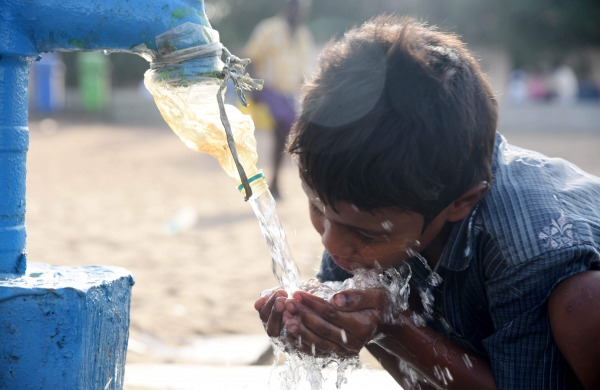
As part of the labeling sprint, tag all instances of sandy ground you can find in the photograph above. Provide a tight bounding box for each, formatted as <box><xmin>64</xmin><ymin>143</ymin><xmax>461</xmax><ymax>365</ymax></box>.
<box><xmin>25</xmin><ymin>120</ymin><xmax>600</xmax><ymax>366</ymax></box>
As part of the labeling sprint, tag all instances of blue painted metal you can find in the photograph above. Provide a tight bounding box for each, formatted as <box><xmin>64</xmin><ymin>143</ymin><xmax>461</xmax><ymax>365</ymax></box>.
<box><xmin>0</xmin><ymin>263</ymin><xmax>135</xmax><ymax>389</ymax></box>
<box><xmin>0</xmin><ymin>0</ymin><xmax>210</xmax><ymax>274</ymax></box>
<box><xmin>0</xmin><ymin>56</ymin><xmax>30</xmax><ymax>274</ymax></box>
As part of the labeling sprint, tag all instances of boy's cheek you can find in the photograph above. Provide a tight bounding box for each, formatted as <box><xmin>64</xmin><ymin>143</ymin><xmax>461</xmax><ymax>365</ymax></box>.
<box><xmin>309</xmin><ymin>212</ymin><xmax>325</xmax><ymax>235</ymax></box>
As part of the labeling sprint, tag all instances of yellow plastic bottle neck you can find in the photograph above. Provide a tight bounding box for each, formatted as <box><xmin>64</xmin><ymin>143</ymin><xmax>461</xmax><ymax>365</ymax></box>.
<box><xmin>238</xmin><ymin>171</ymin><xmax>268</xmax><ymax>199</ymax></box>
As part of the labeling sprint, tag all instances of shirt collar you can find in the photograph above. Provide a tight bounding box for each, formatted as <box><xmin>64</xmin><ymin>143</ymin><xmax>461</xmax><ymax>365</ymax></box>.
<box><xmin>436</xmin><ymin>133</ymin><xmax>502</xmax><ymax>271</ymax></box>
<box><xmin>437</xmin><ymin>204</ymin><xmax>479</xmax><ymax>271</ymax></box>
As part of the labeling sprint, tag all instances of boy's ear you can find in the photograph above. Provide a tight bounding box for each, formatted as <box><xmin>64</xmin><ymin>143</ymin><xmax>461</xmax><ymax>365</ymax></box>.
<box><xmin>446</xmin><ymin>182</ymin><xmax>490</xmax><ymax>222</ymax></box>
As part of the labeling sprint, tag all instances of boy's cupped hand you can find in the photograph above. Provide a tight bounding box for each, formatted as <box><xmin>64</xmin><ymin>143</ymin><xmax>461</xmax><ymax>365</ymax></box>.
<box><xmin>255</xmin><ymin>287</ymin><xmax>388</xmax><ymax>358</ymax></box>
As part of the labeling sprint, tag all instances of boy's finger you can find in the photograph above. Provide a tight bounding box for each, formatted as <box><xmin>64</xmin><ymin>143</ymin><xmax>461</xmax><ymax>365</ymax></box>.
<box><xmin>288</xmin><ymin>290</ymin><xmax>373</xmax><ymax>331</ymax></box>
<box><xmin>285</xmin><ymin>299</ymin><xmax>365</xmax><ymax>350</ymax></box>
<box><xmin>254</xmin><ymin>287</ymin><xmax>284</xmax><ymax>311</ymax></box>
<box><xmin>254</xmin><ymin>295</ymin><xmax>269</xmax><ymax>311</ymax></box>
<box><xmin>285</xmin><ymin>317</ymin><xmax>357</xmax><ymax>357</ymax></box>
<box><xmin>329</xmin><ymin>288</ymin><xmax>387</xmax><ymax>312</ymax></box>
<box><xmin>258</xmin><ymin>289</ymin><xmax>288</xmax><ymax>323</ymax></box>
<box><xmin>289</xmin><ymin>291</ymin><xmax>360</xmax><ymax>329</ymax></box>
<box><xmin>266</xmin><ymin>296</ymin><xmax>287</xmax><ymax>337</ymax></box>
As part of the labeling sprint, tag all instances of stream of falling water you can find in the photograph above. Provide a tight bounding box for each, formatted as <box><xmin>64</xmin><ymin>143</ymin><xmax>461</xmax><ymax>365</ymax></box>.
<box><xmin>249</xmin><ymin>188</ymin><xmax>362</xmax><ymax>390</ymax></box>
<box><xmin>249</xmin><ymin>190</ymin><xmax>301</xmax><ymax>294</ymax></box>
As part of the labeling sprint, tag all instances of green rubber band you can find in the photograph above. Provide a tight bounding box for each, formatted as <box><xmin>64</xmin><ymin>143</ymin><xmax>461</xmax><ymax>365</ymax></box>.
<box><xmin>237</xmin><ymin>172</ymin><xmax>265</xmax><ymax>192</ymax></box>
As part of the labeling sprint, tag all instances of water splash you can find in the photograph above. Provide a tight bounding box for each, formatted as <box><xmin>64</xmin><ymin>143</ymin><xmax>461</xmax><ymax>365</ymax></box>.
<box><xmin>405</xmin><ymin>249</ymin><xmax>443</xmax><ymax>324</ymax></box>
<box><xmin>266</xmin><ymin>264</ymin><xmax>419</xmax><ymax>390</ymax></box>
<box><xmin>271</xmin><ymin>337</ymin><xmax>360</xmax><ymax>390</ymax></box>
<box><xmin>248</xmin><ymin>189</ymin><xmax>449</xmax><ymax>390</ymax></box>
<box><xmin>303</xmin><ymin>266</ymin><xmax>412</xmax><ymax>325</ymax></box>
<box><xmin>247</xmin><ymin>187</ymin><xmax>445</xmax><ymax>389</ymax></box>
<box><xmin>462</xmin><ymin>353</ymin><xmax>473</xmax><ymax>369</ymax></box>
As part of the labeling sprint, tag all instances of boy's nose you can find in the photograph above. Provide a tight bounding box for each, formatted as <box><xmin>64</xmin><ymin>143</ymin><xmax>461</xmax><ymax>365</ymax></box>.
<box><xmin>321</xmin><ymin>222</ymin><xmax>356</xmax><ymax>259</ymax></box>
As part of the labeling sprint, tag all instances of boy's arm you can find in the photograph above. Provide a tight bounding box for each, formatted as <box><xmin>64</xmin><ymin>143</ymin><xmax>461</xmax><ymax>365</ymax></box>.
<box><xmin>368</xmin><ymin>314</ymin><xmax>497</xmax><ymax>390</ymax></box>
<box><xmin>548</xmin><ymin>270</ymin><xmax>600</xmax><ymax>390</ymax></box>
<box><xmin>285</xmin><ymin>289</ymin><xmax>498</xmax><ymax>390</ymax></box>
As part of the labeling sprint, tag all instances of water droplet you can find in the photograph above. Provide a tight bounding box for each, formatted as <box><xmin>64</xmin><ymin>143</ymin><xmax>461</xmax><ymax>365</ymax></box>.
<box><xmin>381</xmin><ymin>220</ymin><xmax>393</xmax><ymax>231</ymax></box>
<box><xmin>410</xmin><ymin>312</ymin><xmax>426</xmax><ymax>327</ymax></box>
<box><xmin>412</xmin><ymin>239</ymin><xmax>421</xmax><ymax>247</ymax></box>
<box><xmin>350</xmin><ymin>204</ymin><xmax>360</xmax><ymax>212</ymax></box>
<box><xmin>440</xmin><ymin>317</ymin><xmax>452</xmax><ymax>332</ymax></box>
<box><xmin>340</xmin><ymin>329</ymin><xmax>347</xmax><ymax>344</ymax></box>
<box><xmin>101</xmin><ymin>50</ymin><xmax>110</xmax><ymax>55</ymax></box>
<box><xmin>419</xmin><ymin>289</ymin><xmax>434</xmax><ymax>315</ymax></box>
<box><xmin>444</xmin><ymin>367</ymin><xmax>454</xmax><ymax>382</ymax></box>
<box><xmin>407</xmin><ymin>249</ymin><xmax>433</xmax><ymax>273</ymax></box>
<box><xmin>297</xmin><ymin>335</ymin><xmax>302</xmax><ymax>347</ymax></box>
<box><xmin>426</xmin><ymin>272</ymin><xmax>443</xmax><ymax>287</ymax></box>
<box><xmin>311</xmin><ymin>343</ymin><xmax>316</xmax><ymax>356</ymax></box>
<box><xmin>462</xmin><ymin>353</ymin><xmax>473</xmax><ymax>369</ymax></box>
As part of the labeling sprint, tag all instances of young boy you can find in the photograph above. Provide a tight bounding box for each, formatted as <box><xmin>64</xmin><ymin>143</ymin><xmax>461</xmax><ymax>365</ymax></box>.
<box><xmin>254</xmin><ymin>16</ymin><xmax>600</xmax><ymax>389</ymax></box>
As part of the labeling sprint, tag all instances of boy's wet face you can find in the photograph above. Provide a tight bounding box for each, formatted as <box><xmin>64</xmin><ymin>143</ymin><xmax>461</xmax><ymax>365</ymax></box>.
<box><xmin>302</xmin><ymin>181</ymin><xmax>448</xmax><ymax>272</ymax></box>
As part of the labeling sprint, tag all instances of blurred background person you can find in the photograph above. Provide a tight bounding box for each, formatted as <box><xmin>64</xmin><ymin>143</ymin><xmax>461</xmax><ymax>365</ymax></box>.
<box><xmin>508</xmin><ymin>69</ymin><xmax>527</xmax><ymax>104</ymax></box>
<box><xmin>550</xmin><ymin>64</ymin><xmax>579</xmax><ymax>105</ymax></box>
<box><xmin>243</xmin><ymin>0</ymin><xmax>314</xmax><ymax>200</ymax></box>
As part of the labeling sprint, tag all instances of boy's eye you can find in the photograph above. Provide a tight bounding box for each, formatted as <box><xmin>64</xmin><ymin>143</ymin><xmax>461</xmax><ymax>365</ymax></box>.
<box><xmin>353</xmin><ymin>230</ymin><xmax>374</xmax><ymax>245</ymax></box>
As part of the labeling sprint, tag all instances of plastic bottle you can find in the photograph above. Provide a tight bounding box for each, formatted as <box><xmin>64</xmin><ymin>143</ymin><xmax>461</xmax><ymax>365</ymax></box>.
<box><xmin>143</xmin><ymin>23</ymin><xmax>264</xmax><ymax>194</ymax></box>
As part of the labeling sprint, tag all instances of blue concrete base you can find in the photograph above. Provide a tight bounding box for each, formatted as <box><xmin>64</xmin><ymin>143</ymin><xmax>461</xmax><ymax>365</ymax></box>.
<box><xmin>0</xmin><ymin>263</ymin><xmax>134</xmax><ymax>389</ymax></box>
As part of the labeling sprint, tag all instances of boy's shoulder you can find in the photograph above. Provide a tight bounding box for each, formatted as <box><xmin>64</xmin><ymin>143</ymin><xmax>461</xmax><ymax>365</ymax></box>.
<box><xmin>477</xmin><ymin>133</ymin><xmax>600</xmax><ymax>267</ymax></box>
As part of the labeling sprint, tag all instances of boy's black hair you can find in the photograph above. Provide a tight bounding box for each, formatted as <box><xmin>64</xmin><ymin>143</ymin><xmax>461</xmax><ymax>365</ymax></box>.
<box><xmin>289</xmin><ymin>15</ymin><xmax>498</xmax><ymax>226</ymax></box>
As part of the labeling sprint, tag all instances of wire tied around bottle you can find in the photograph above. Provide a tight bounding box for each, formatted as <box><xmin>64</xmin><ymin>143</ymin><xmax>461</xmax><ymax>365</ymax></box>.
<box><xmin>144</xmin><ymin>38</ymin><xmax>264</xmax><ymax>201</ymax></box>
<box><xmin>217</xmin><ymin>47</ymin><xmax>264</xmax><ymax>201</ymax></box>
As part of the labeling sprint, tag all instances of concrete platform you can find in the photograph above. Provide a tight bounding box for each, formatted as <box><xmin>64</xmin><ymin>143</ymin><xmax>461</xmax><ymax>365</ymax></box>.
<box><xmin>127</xmin><ymin>335</ymin><xmax>274</xmax><ymax>365</ymax></box>
<box><xmin>124</xmin><ymin>364</ymin><xmax>400</xmax><ymax>390</ymax></box>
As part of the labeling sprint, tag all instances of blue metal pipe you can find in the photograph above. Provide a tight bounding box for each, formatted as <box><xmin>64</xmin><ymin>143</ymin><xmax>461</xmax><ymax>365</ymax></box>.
<box><xmin>0</xmin><ymin>56</ymin><xmax>30</xmax><ymax>274</ymax></box>
<box><xmin>0</xmin><ymin>0</ymin><xmax>209</xmax><ymax>273</ymax></box>
<box><xmin>0</xmin><ymin>0</ymin><xmax>209</xmax><ymax>55</ymax></box>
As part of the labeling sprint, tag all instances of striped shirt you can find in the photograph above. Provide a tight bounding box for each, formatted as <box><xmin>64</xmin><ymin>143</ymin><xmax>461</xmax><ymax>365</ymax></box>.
<box><xmin>318</xmin><ymin>133</ymin><xmax>600</xmax><ymax>389</ymax></box>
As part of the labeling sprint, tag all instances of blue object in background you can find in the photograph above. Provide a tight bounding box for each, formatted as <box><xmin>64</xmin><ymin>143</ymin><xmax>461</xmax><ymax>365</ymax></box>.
<box><xmin>31</xmin><ymin>53</ymin><xmax>66</xmax><ymax>113</ymax></box>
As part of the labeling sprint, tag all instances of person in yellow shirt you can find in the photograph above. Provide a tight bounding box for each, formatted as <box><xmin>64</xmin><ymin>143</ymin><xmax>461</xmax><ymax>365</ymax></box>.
<box><xmin>244</xmin><ymin>0</ymin><xmax>314</xmax><ymax>199</ymax></box>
